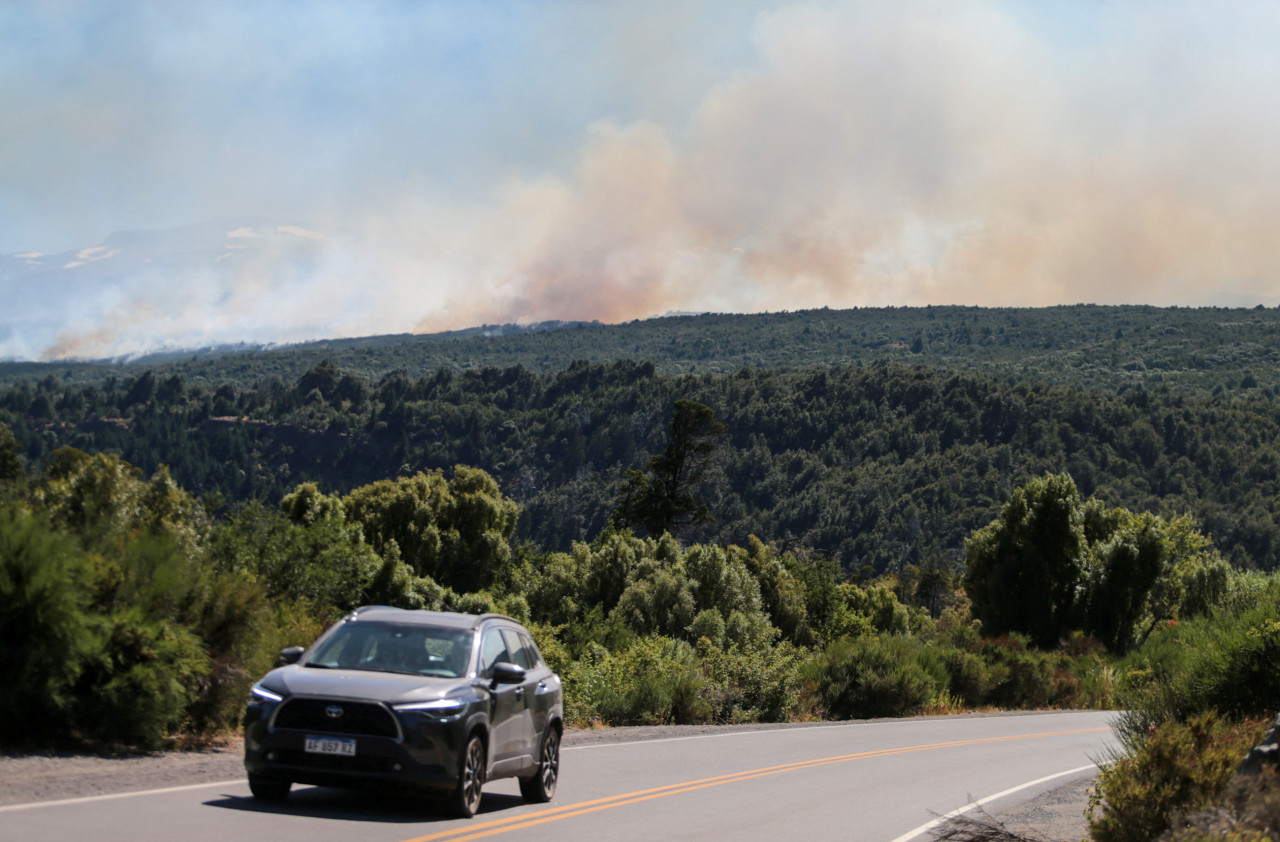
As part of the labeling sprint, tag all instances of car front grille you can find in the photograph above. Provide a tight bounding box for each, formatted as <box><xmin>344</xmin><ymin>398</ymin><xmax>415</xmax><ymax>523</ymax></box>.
<box><xmin>273</xmin><ymin>698</ymin><xmax>400</xmax><ymax>738</ymax></box>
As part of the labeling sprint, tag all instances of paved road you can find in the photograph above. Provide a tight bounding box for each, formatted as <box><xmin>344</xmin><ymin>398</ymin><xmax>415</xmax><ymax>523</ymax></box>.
<box><xmin>0</xmin><ymin>711</ymin><xmax>1116</xmax><ymax>842</ymax></box>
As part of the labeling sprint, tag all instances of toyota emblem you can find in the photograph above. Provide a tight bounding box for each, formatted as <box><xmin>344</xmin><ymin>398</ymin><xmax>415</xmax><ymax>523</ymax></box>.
<box><xmin>325</xmin><ymin>704</ymin><xmax>344</xmax><ymax>719</ymax></box>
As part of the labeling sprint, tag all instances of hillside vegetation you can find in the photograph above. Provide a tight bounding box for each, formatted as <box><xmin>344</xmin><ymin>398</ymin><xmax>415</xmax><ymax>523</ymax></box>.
<box><xmin>4</xmin><ymin>304</ymin><xmax>1280</xmax><ymax>396</ymax></box>
<box><xmin>3</xmin><ymin>305</ymin><xmax>1278</xmax><ymax>841</ymax></box>
<box><xmin>4</xmin><ymin>312</ymin><xmax>1280</xmax><ymax>572</ymax></box>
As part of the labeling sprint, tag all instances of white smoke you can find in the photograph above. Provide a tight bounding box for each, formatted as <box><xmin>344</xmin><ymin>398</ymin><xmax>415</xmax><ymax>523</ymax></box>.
<box><xmin>5</xmin><ymin>1</ymin><xmax>1280</xmax><ymax>359</ymax></box>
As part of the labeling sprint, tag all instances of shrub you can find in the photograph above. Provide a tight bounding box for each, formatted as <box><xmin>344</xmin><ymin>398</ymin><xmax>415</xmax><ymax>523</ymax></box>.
<box><xmin>689</xmin><ymin>608</ymin><xmax>726</xmax><ymax>649</ymax></box>
<box><xmin>980</xmin><ymin>635</ymin><xmax>1055</xmax><ymax>709</ymax></box>
<box><xmin>697</xmin><ymin>638</ymin><xmax>809</xmax><ymax>723</ymax></box>
<box><xmin>567</xmin><ymin>636</ymin><xmax>711</xmax><ymax>726</ymax></box>
<box><xmin>0</xmin><ymin>506</ymin><xmax>97</xmax><ymax>745</ymax></box>
<box><xmin>943</xmin><ymin>648</ymin><xmax>1002</xmax><ymax>707</ymax></box>
<box><xmin>1088</xmin><ymin>712</ymin><xmax>1268</xmax><ymax>842</ymax></box>
<box><xmin>74</xmin><ymin>611</ymin><xmax>209</xmax><ymax>749</ymax></box>
<box><xmin>1116</xmin><ymin>583</ymin><xmax>1280</xmax><ymax>741</ymax></box>
<box><xmin>802</xmin><ymin>634</ymin><xmax>944</xmax><ymax>719</ymax></box>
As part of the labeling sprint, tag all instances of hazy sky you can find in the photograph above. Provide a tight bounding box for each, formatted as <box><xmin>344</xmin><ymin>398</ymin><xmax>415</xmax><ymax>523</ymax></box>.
<box><xmin>4</xmin><ymin>1</ymin><xmax>1280</xmax><ymax>358</ymax></box>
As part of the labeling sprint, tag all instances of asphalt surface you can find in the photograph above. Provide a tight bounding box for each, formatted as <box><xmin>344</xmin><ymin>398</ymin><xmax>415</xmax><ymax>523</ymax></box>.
<box><xmin>0</xmin><ymin>711</ymin><xmax>1117</xmax><ymax>842</ymax></box>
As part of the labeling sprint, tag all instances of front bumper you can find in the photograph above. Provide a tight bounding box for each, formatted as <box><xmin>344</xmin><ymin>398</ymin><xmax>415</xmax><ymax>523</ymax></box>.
<box><xmin>243</xmin><ymin>698</ymin><xmax>470</xmax><ymax>795</ymax></box>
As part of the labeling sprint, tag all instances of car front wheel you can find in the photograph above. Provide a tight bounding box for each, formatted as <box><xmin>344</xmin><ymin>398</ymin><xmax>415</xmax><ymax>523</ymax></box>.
<box><xmin>450</xmin><ymin>734</ymin><xmax>486</xmax><ymax>818</ymax></box>
<box><xmin>519</xmin><ymin>727</ymin><xmax>560</xmax><ymax>802</ymax></box>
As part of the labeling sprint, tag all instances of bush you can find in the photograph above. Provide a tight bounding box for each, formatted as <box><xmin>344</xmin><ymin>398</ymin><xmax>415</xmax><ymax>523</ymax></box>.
<box><xmin>697</xmin><ymin>638</ymin><xmax>809</xmax><ymax>723</ymax></box>
<box><xmin>567</xmin><ymin>636</ymin><xmax>711</xmax><ymax>726</ymax></box>
<box><xmin>1088</xmin><ymin>712</ymin><xmax>1268</xmax><ymax>842</ymax></box>
<box><xmin>980</xmin><ymin>635</ymin><xmax>1055</xmax><ymax>709</ymax></box>
<box><xmin>74</xmin><ymin>611</ymin><xmax>209</xmax><ymax>749</ymax></box>
<box><xmin>943</xmin><ymin>648</ymin><xmax>1002</xmax><ymax>707</ymax></box>
<box><xmin>802</xmin><ymin>635</ymin><xmax>944</xmax><ymax>719</ymax></box>
<box><xmin>0</xmin><ymin>506</ymin><xmax>98</xmax><ymax>745</ymax></box>
<box><xmin>1117</xmin><ymin>582</ymin><xmax>1280</xmax><ymax>742</ymax></box>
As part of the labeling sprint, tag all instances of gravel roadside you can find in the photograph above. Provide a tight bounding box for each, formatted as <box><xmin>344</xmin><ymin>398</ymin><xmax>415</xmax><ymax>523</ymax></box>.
<box><xmin>0</xmin><ymin>721</ymin><xmax>1096</xmax><ymax>840</ymax></box>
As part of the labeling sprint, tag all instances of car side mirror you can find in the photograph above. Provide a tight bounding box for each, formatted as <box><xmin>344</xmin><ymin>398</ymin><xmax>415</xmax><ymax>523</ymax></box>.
<box><xmin>491</xmin><ymin>661</ymin><xmax>526</xmax><ymax>686</ymax></box>
<box><xmin>278</xmin><ymin>646</ymin><xmax>305</xmax><ymax>666</ymax></box>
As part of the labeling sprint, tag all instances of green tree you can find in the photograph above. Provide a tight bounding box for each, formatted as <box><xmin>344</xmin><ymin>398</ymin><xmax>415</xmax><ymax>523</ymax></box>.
<box><xmin>35</xmin><ymin>449</ymin><xmax>147</xmax><ymax>545</ymax></box>
<box><xmin>297</xmin><ymin>359</ymin><xmax>341</xmax><ymax>401</ymax></box>
<box><xmin>33</xmin><ymin>450</ymin><xmax>208</xmax><ymax>559</ymax></box>
<box><xmin>963</xmin><ymin>473</ymin><xmax>1085</xmax><ymax>648</ymax></box>
<box><xmin>612</xmin><ymin>399</ymin><xmax>726</xmax><ymax>538</ymax></box>
<box><xmin>740</xmin><ymin>537</ymin><xmax>812</xmax><ymax>645</ymax></box>
<box><xmin>965</xmin><ymin>474</ymin><xmax>1228</xmax><ymax>653</ymax></box>
<box><xmin>683</xmin><ymin>544</ymin><xmax>763</xmax><ymax>620</ymax></box>
<box><xmin>0</xmin><ymin>422</ymin><xmax>24</xmax><ymax>486</ymax></box>
<box><xmin>1080</xmin><ymin>506</ymin><xmax>1166</xmax><ymax>654</ymax></box>
<box><xmin>342</xmin><ymin>467</ymin><xmax>519</xmax><ymax>593</ymax></box>
<box><xmin>209</xmin><ymin>498</ymin><xmax>381</xmax><ymax>614</ymax></box>
<box><xmin>612</xmin><ymin>568</ymin><xmax>697</xmax><ymax>639</ymax></box>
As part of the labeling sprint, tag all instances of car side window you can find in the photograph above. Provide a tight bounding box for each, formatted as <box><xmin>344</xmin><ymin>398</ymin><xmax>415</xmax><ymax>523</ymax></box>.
<box><xmin>479</xmin><ymin>628</ymin><xmax>510</xmax><ymax>678</ymax></box>
<box><xmin>501</xmin><ymin>629</ymin><xmax>533</xmax><ymax>669</ymax></box>
<box><xmin>518</xmin><ymin>631</ymin><xmax>542</xmax><ymax>669</ymax></box>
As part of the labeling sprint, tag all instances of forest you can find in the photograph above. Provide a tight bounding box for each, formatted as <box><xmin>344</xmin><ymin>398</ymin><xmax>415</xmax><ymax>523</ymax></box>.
<box><xmin>2</xmin><ymin>304</ymin><xmax>1278</xmax><ymax>840</ymax></box>
<box><xmin>3</xmin><ymin>346</ymin><xmax>1280</xmax><ymax>573</ymax></box>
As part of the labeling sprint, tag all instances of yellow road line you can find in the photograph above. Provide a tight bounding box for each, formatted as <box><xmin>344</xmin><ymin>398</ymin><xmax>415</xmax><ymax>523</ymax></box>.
<box><xmin>401</xmin><ymin>726</ymin><xmax>1109</xmax><ymax>842</ymax></box>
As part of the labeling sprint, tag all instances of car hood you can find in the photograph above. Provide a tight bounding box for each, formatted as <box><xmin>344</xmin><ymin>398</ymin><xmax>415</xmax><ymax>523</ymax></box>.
<box><xmin>266</xmin><ymin>665</ymin><xmax>469</xmax><ymax>704</ymax></box>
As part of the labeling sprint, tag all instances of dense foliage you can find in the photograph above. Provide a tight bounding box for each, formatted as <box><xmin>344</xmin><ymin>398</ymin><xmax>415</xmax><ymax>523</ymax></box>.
<box><xmin>6</xmin><ymin>305</ymin><xmax>1280</xmax><ymax>398</ymax></box>
<box><xmin>5</xmin><ymin>353</ymin><xmax>1280</xmax><ymax>575</ymax></box>
<box><xmin>2</xmin><ymin>422</ymin><xmax>1265</xmax><ymax>754</ymax></box>
<box><xmin>1083</xmin><ymin>570</ymin><xmax>1280</xmax><ymax>841</ymax></box>
<box><xmin>964</xmin><ymin>473</ymin><xmax>1229</xmax><ymax>652</ymax></box>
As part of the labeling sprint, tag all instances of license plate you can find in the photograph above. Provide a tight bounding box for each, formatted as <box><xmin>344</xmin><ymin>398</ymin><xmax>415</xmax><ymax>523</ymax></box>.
<box><xmin>305</xmin><ymin>736</ymin><xmax>356</xmax><ymax>757</ymax></box>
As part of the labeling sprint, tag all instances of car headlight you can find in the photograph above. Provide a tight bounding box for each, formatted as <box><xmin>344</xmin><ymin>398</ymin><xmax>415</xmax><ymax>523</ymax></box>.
<box><xmin>392</xmin><ymin>698</ymin><xmax>466</xmax><ymax>718</ymax></box>
<box><xmin>249</xmin><ymin>683</ymin><xmax>285</xmax><ymax>703</ymax></box>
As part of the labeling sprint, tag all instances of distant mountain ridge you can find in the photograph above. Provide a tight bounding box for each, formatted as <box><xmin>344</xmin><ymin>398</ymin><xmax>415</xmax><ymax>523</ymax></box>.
<box><xmin>3</xmin><ymin>303</ymin><xmax>1279</xmax><ymax>404</ymax></box>
<box><xmin>123</xmin><ymin>319</ymin><xmax>600</xmax><ymax>366</ymax></box>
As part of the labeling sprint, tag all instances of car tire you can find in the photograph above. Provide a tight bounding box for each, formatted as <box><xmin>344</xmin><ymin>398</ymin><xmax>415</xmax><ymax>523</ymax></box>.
<box><xmin>248</xmin><ymin>774</ymin><xmax>291</xmax><ymax>801</ymax></box>
<box><xmin>519</xmin><ymin>727</ymin><xmax>560</xmax><ymax>803</ymax></box>
<box><xmin>450</xmin><ymin>734</ymin><xmax>486</xmax><ymax>818</ymax></box>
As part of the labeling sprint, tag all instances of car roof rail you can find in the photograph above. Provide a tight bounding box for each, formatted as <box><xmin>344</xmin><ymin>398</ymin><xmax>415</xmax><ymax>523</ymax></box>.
<box><xmin>474</xmin><ymin>612</ymin><xmax>517</xmax><ymax>624</ymax></box>
<box><xmin>346</xmin><ymin>605</ymin><xmax>396</xmax><ymax>621</ymax></box>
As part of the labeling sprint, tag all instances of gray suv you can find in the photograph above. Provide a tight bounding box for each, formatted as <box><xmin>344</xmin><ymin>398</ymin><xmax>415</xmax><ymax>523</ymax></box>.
<box><xmin>243</xmin><ymin>607</ymin><xmax>563</xmax><ymax>817</ymax></box>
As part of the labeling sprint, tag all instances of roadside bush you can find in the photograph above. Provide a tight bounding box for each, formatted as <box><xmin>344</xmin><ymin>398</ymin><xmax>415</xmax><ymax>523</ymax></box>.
<box><xmin>943</xmin><ymin>648</ymin><xmax>1003</xmax><ymax>707</ymax></box>
<box><xmin>1068</xmin><ymin>655</ymin><xmax>1119</xmax><ymax>710</ymax></box>
<box><xmin>803</xmin><ymin>634</ymin><xmax>944</xmax><ymax>719</ymax></box>
<box><xmin>567</xmin><ymin>636</ymin><xmax>711</xmax><ymax>726</ymax></box>
<box><xmin>1116</xmin><ymin>581</ymin><xmax>1280</xmax><ymax>742</ymax></box>
<box><xmin>698</xmin><ymin>638</ymin><xmax>809</xmax><ymax>723</ymax></box>
<box><xmin>980</xmin><ymin>635</ymin><xmax>1055</xmax><ymax>709</ymax></box>
<box><xmin>0</xmin><ymin>505</ymin><xmax>97</xmax><ymax>745</ymax></box>
<box><xmin>74</xmin><ymin>610</ymin><xmax>209</xmax><ymax>749</ymax></box>
<box><xmin>1088</xmin><ymin>712</ymin><xmax>1268</xmax><ymax>842</ymax></box>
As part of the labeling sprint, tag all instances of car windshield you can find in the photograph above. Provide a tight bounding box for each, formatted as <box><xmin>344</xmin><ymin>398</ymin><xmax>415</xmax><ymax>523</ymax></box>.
<box><xmin>306</xmin><ymin>622</ymin><xmax>474</xmax><ymax>678</ymax></box>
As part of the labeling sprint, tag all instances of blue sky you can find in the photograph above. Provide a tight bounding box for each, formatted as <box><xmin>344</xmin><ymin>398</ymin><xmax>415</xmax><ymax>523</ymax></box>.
<box><xmin>3</xmin><ymin>1</ymin><xmax>1280</xmax><ymax>358</ymax></box>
